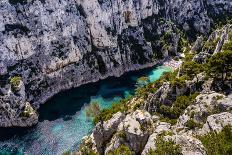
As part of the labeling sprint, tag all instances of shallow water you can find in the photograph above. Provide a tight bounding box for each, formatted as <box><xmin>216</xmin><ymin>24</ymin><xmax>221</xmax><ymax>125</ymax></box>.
<box><xmin>0</xmin><ymin>66</ymin><xmax>171</xmax><ymax>155</ymax></box>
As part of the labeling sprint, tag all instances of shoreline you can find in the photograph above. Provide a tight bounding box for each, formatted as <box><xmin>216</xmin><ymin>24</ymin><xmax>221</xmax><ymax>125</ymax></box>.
<box><xmin>162</xmin><ymin>58</ymin><xmax>182</xmax><ymax>70</ymax></box>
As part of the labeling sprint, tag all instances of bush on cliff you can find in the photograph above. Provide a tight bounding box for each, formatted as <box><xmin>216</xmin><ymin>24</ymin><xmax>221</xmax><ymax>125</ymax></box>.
<box><xmin>93</xmin><ymin>97</ymin><xmax>131</xmax><ymax>124</ymax></box>
<box><xmin>147</xmin><ymin>135</ymin><xmax>182</xmax><ymax>155</ymax></box>
<box><xmin>206</xmin><ymin>50</ymin><xmax>232</xmax><ymax>82</ymax></box>
<box><xmin>199</xmin><ymin>125</ymin><xmax>232</xmax><ymax>155</ymax></box>
<box><xmin>107</xmin><ymin>144</ymin><xmax>132</xmax><ymax>155</ymax></box>
<box><xmin>182</xmin><ymin>61</ymin><xmax>204</xmax><ymax>81</ymax></box>
<box><xmin>158</xmin><ymin>93</ymin><xmax>199</xmax><ymax>120</ymax></box>
<box><xmin>9</xmin><ymin>76</ymin><xmax>22</xmax><ymax>92</ymax></box>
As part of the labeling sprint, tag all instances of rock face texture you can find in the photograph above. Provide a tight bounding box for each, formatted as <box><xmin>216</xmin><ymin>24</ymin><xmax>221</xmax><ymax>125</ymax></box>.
<box><xmin>0</xmin><ymin>0</ymin><xmax>232</xmax><ymax>126</ymax></box>
<box><xmin>79</xmin><ymin>23</ymin><xmax>232</xmax><ymax>154</ymax></box>
<box><xmin>80</xmin><ymin>93</ymin><xmax>232</xmax><ymax>155</ymax></box>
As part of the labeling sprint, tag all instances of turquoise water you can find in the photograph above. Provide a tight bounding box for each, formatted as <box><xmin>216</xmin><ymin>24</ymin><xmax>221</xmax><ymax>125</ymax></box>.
<box><xmin>0</xmin><ymin>66</ymin><xmax>171</xmax><ymax>155</ymax></box>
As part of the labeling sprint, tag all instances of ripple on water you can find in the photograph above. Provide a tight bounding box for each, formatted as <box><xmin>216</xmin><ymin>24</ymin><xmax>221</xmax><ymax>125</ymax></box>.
<box><xmin>0</xmin><ymin>66</ymin><xmax>172</xmax><ymax>155</ymax></box>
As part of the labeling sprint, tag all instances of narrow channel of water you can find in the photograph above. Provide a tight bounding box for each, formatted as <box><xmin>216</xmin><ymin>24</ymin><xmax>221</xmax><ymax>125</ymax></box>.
<box><xmin>0</xmin><ymin>66</ymin><xmax>172</xmax><ymax>155</ymax></box>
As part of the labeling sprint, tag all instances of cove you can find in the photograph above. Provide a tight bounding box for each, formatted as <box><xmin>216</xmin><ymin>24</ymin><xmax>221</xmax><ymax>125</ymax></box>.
<box><xmin>0</xmin><ymin>65</ymin><xmax>172</xmax><ymax>155</ymax></box>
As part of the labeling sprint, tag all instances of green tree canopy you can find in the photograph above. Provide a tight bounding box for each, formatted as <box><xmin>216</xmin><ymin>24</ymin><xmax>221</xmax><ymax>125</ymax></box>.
<box><xmin>206</xmin><ymin>50</ymin><xmax>232</xmax><ymax>82</ymax></box>
<box><xmin>182</xmin><ymin>61</ymin><xmax>204</xmax><ymax>81</ymax></box>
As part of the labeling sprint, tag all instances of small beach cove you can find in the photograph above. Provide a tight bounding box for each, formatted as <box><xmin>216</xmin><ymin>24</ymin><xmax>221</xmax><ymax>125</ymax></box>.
<box><xmin>0</xmin><ymin>65</ymin><xmax>172</xmax><ymax>155</ymax></box>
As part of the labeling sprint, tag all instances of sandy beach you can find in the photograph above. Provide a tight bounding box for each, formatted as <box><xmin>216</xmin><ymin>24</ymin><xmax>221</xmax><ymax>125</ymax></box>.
<box><xmin>163</xmin><ymin>59</ymin><xmax>182</xmax><ymax>70</ymax></box>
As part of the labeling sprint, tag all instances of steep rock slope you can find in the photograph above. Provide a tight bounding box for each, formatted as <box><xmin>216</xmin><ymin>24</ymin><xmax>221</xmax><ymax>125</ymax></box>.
<box><xmin>79</xmin><ymin>25</ymin><xmax>232</xmax><ymax>155</ymax></box>
<box><xmin>0</xmin><ymin>0</ymin><xmax>231</xmax><ymax>127</ymax></box>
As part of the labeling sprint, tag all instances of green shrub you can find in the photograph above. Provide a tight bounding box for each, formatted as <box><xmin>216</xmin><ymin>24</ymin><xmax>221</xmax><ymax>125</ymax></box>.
<box><xmin>181</xmin><ymin>61</ymin><xmax>204</xmax><ymax>81</ymax></box>
<box><xmin>93</xmin><ymin>98</ymin><xmax>130</xmax><ymax>124</ymax></box>
<box><xmin>10</xmin><ymin>76</ymin><xmax>22</xmax><ymax>88</ymax></box>
<box><xmin>206</xmin><ymin>50</ymin><xmax>232</xmax><ymax>82</ymax></box>
<box><xmin>135</xmin><ymin>71</ymin><xmax>178</xmax><ymax>97</ymax></box>
<box><xmin>147</xmin><ymin>136</ymin><xmax>182</xmax><ymax>155</ymax></box>
<box><xmin>107</xmin><ymin>144</ymin><xmax>132</xmax><ymax>155</ymax></box>
<box><xmin>223</xmin><ymin>41</ymin><xmax>232</xmax><ymax>51</ymax></box>
<box><xmin>158</xmin><ymin>93</ymin><xmax>199</xmax><ymax>120</ymax></box>
<box><xmin>170</xmin><ymin>76</ymin><xmax>186</xmax><ymax>88</ymax></box>
<box><xmin>185</xmin><ymin>119</ymin><xmax>201</xmax><ymax>129</ymax></box>
<box><xmin>199</xmin><ymin>125</ymin><xmax>232</xmax><ymax>155</ymax></box>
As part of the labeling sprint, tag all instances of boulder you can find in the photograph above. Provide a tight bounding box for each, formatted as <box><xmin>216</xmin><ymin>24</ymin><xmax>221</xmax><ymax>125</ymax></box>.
<box><xmin>142</xmin><ymin>122</ymin><xmax>171</xmax><ymax>155</ymax></box>
<box><xmin>201</xmin><ymin>112</ymin><xmax>232</xmax><ymax>134</ymax></box>
<box><xmin>164</xmin><ymin>134</ymin><xmax>206</xmax><ymax>155</ymax></box>
<box><xmin>92</xmin><ymin>112</ymin><xmax>125</xmax><ymax>153</ymax></box>
<box><xmin>106</xmin><ymin>110</ymin><xmax>153</xmax><ymax>154</ymax></box>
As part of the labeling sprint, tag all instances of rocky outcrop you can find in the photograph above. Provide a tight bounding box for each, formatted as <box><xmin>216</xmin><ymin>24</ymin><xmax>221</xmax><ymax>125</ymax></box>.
<box><xmin>0</xmin><ymin>79</ymin><xmax>38</xmax><ymax>127</ymax></box>
<box><xmin>92</xmin><ymin>112</ymin><xmax>125</xmax><ymax>153</ymax></box>
<box><xmin>144</xmin><ymin>73</ymin><xmax>206</xmax><ymax>114</ymax></box>
<box><xmin>103</xmin><ymin>110</ymin><xmax>153</xmax><ymax>154</ymax></box>
<box><xmin>0</xmin><ymin>0</ymin><xmax>232</xmax><ymax>127</ymax></box>
<box><xmin>200</xmin><ymin>112</ymin><xmax>232</xmax><ymax>134</ymax></box>
<box><xmin>193</xmin><ymin>24</ymin><xmax>232</xmax><ymax>63</ymax></box>
<box><xmin>164</xmin><ymin>134</ymin><xmax>206</xmax><ymax>155</ymax></box>
<box><xmin>78</xmin><ymin>89</ymin><xmax>232</xmax><ymax>155</ymax></box>
<box><xmin>141</xmin><ymin>122</ymin><xmax>171</xmax><ymax>155</ymax></box>
<box><xmin>80</xmin><ymin>91</ymin><xmax>232</xmax><ymax>155</ymax></box>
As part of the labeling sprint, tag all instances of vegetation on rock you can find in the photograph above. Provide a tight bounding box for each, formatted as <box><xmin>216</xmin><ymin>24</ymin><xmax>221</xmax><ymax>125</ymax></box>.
<box><xmin>85</xmin><ymin>102</ymin><xmax>101</xmax><ymax>119</ymax></box>
<box><xmin>206</xmin><ymin>50</ymin><xmax>232</xmax><ymax>83</ymax></box>
<box><xmin>107</xmin><ymin>144</ymin><xmax>132</xmax><ymax>155</ymax></box>
<box><xmin>147</xmin><ymin>135</ymin><xmax>182</xmax><ymax>155</ymax></box>
<box><xmin>199</xmin><ymin>125</ymin><xmax>232</xmax><ymax>155</ymax></box>
<box><xmin>9</xmin><ymin>76</ymin><xmax>22</xmax><ymax>92</ymax></box>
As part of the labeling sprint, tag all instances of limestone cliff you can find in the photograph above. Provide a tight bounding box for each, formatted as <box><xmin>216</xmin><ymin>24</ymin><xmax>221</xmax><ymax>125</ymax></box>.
<box><xmin>78</xmin><ymin>24</ymin><xmax>232</xmax><ymax>155</ymax></box>
<box><xmin>0</xmin><ymin>0</ymin><xmax>231</xmax><ymax>127</ymax></box>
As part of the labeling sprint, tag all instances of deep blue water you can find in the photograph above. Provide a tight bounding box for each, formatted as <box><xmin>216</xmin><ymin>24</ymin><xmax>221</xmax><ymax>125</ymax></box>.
<box><xmin>0</xmin><ymin>66</ymin><xmax>171</xmax><ymax>155</ymax></box>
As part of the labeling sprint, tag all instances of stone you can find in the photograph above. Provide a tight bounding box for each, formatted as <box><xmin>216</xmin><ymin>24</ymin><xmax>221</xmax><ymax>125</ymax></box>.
<box><xmin>164</xmin><ymin>134</ymin><xmax>206</xmax><ymax>155</ymax></box>
<box><xmin>142</xmin><ymin>122</ymin><xmax>171</xmax><ymax>155</ymax></box>
<box><xmin>201</xmin><ymin>112</ymin><xmax>232</xmax><ymax>134</ymax></box>
<box><xmin>92</xmin><ymin>112</ymin><xmax>125</xmax><ymax>153</ymax></box>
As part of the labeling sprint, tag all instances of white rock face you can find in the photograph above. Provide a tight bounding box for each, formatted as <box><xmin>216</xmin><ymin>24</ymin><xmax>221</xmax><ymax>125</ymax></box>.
<box><xmin>201</xmin><ymin>112</ymin><xmax>232</xmax><ymax>134</ymax></box>
<box><xmin>194</xmin><ymin>25</ymin><xmax>232</xmax><ymax>63</ymax></box>
<box><xmin>116</xmin><ymin>110</ymin><xmax>153</xmax><ymax>154</ymax></box>
<box><xmin>0</xmin><ymin>80</ymin><xmax>38</xmax><ymax>127</ymax></box>
<box><xmin>176</xmin><ymin>92</ymin><xmax>226</xmax><ymax>129</ymax></box>
<box><xmin>142</xmin><ymin>122</ymin><xmax>171</xmax><ymax>155</ymax></box>
<box><xmin>165</xmin><ymin>134</ymin><xmax>206</xmax><ymax>155</ymax></box>
<box><xmin>92</xmin><ymin>112</ymin><xmax>125</xmax><ymax>153</ymax></box>
<box><xmin>0</xmin><ymin>0</ymin><xmax>231</xmax><ymax>127</ymax></box>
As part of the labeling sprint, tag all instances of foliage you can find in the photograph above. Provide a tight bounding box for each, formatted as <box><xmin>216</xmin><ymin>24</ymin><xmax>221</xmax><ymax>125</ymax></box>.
<box><xmin>85</xmin><ymin>102</ymin><xmax>101</xmax><ymax>118</ymax></box>
<box><xmin>181</xmin><ymin>61</ymin><xmax>204</xmax><ymax>81</ymax></box>
<box><xmin>135</xmin><ymin>71</ymin><xmax>177</xmax><ymax>97</ymax></box>
<box><xmin>10</xmin><ymin>76</ymin><xmax>22</xmax><ymax>88</ymax></box>
<box><xmin>147</xmin><ymin>136</ymin><xmax>182</xmax><ymax>155</ymax></box>
<box><xmin>107</xmin><ymin>144</ymin><xmax>132</xmax><ymax>155</ymax></box>
<box><xmin>158</xmin><ymin>93</ymin><xmax>199</xmax><ymax>119</ymax></box>
<box><xmin>199</xmin><ymin>125</ymin><xmax>232</xmax><ymax>155</ymax></box>
<box><xmin>136</xmin><ymin>76</ymin><xmax>149</xmax><ymax>88</ymax></box>
<box><xmin>204</xmin><ymin>37</ymin><xmax>220</xmax><ymax>51</ymax></box>
<box><xmin>170</xmin><ymin>76</ymin><xmax>187</xmax><ymax>88</ymax></box>
<box><xmin>222</xmin><ymin>40</ymin><xmax>232</xmax><ymax>51</ymax></box>
<box><xmin>183</xmin><ymin>53</ymin><xmax>195</xmax><ymax>61</ymax></box>
<box><xmin>80</xmin><ymin>149</ymin><xmax>98</xmax><ymax>155</ymax></box>
<box><xmin>185</xmin><ymin>119</ymin><xmax>201</xmax><ymax>129</ymax></box>
<box><xmin>206</xmin><ymin>50</ymin><xmax>232</xmax><ymax>82</ymax></box>
<box><xmin>93</xmin><ymin>98</ymin><xmax>130</xmax><ymax>124</ymax></box>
